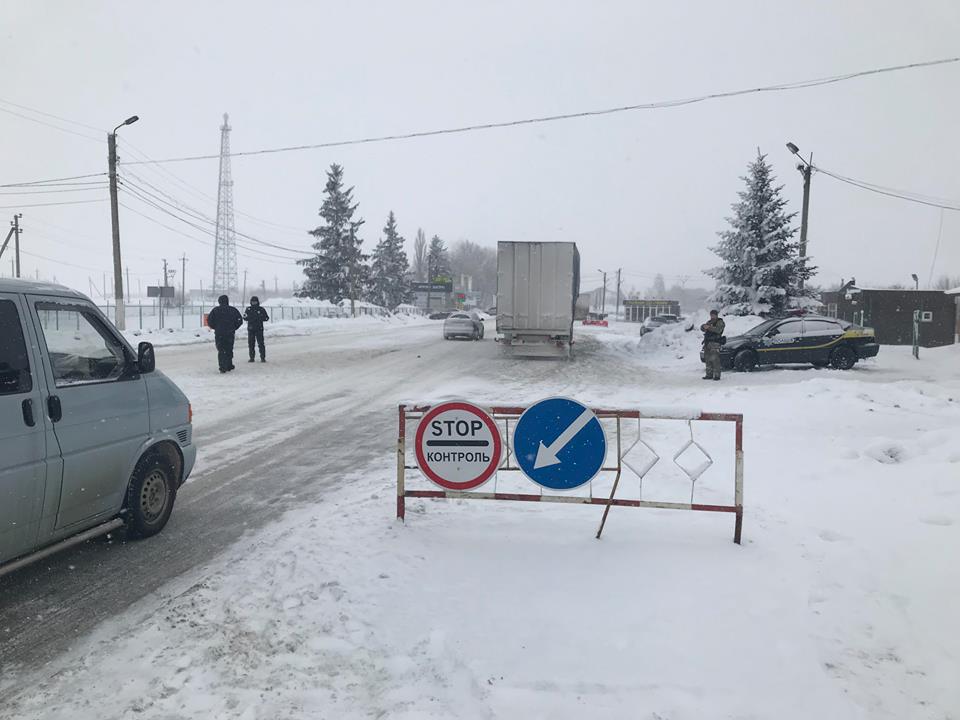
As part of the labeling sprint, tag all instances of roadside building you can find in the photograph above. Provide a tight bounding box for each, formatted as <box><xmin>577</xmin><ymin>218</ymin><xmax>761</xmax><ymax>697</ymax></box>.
<box><xmin>412</xmin><ymin>280</ymin><xmax>453</xmax><ymax>311</ymax></box>
<box><xmin>820</xmin><ymin>282</ymin><xmax>956</xmax><ymax>347</ymax></box>
<box><xmin>947</xmin><ymin>286</ymin><xmax>960</xmax><ymax>341</ymax></box>
<box><xmin>623</xmin><ymin>298</ymin><xmax>681</xmax><ymax>323</ymax></box>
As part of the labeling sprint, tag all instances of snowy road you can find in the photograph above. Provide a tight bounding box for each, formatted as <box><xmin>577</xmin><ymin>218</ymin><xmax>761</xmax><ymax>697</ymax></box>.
<box><xmin>2</xmin><ymin>318</ymin><xmax>959</xmax><ymax>719</ymax></box>
<box><xmin>0</xmin><ymin>320</ymin><xmax>480</xmax><ymax>671</ymax></box>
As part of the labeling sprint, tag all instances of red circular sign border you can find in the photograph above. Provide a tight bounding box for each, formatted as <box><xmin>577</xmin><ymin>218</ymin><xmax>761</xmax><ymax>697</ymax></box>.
<box><xmin>415</xmin><ymin>402</ymin><xmax>503</xmax><ymax>491</ymax></box>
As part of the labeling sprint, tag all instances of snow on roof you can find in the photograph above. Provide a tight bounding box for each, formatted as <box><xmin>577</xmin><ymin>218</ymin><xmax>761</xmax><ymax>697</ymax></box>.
<box><xmin>946</xmin><ymin>286</ymin><xmax>960</xmax><ymax>295</ymax></box>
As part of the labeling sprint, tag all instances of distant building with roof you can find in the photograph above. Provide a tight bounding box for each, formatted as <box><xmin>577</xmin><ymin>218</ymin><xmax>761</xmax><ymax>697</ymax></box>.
<box><xmin>820</xmin><ymin>280</ymin><xmax>956</xmax><ymax>347</ymax></box>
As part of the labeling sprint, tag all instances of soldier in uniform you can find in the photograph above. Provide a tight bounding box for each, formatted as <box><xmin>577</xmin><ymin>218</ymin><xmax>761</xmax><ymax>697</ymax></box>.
<box><xmin>206</xmin><ymin>295</ymin><xmax>244</xmax><ymax>373</ymax></box>
<box><xmin>700</xmin><ymin>309</ymin><xmax>726</xmax><ymax>380</ymax></box>
<box><xmin>243</xmin><ymin>296</ymin><xmax>270</xmax><ymax>363</ymax></box>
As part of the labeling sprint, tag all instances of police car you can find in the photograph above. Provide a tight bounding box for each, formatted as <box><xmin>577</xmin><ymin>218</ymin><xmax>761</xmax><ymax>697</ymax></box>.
<box><xmin>709</xmin><ymin>315</ymin><xmax>879</xmax><ymax>371</ymax></box>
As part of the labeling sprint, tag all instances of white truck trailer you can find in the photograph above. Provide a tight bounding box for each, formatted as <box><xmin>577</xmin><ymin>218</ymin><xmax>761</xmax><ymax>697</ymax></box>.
<box><xmin>496</xmin><ymin>241</ymin><xmax>580</xmax><ymax>358</ymax></box>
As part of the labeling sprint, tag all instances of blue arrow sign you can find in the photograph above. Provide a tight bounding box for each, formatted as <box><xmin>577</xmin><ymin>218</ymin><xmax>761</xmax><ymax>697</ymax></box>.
<box><xmin>514</xmin><ymin>397</ymin><xmax>606</xmax><ymax>490</ymax></box>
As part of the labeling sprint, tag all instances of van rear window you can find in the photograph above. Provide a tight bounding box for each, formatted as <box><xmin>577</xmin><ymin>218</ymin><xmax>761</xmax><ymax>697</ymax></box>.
<box><xmin>0</xmin><ymin>299</ymin><xmax>32</xmax><ymax>395</ymax></box>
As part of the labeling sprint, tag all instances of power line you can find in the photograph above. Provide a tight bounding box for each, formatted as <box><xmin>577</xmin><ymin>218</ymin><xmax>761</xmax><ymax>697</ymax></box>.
<box><xmin>118</xmin><ymin>190</ymin><xmax>309</xmax><ymax>261</ymax></box>
<box><xmin>118</xmin><ymin>200</ymin><xmax>305</xmax><ymax>267</ymax></box>
<box><xmin>0</xmin><ymin>172</ymin><xmax>108</xmax><ymax>188</ymax></box>
<box><xmin>19</xmin><ymin>249</ymin><xmax>104</xmax><ymax>272</ymax></box>
<box><xmin>0</xmin><ymin>185</ymin><xmax>109</xmax><ymax>195</ymax></box>
<box><xmin>119</xmin><ymin>174</ymin><xmax>311</xmax><ymax>254</ymax></box>
<box><xmin>815</xmin><ymin>166</ymin><xmax>960</xmax><ymax>211</ymax></box>
<box><xmin>119</xmin><ymin>138</ymin><xmax>309</xmax><ymax>235</ymax></box>
<box><xmin>0</xmin><ymin>198</ymin><xmax>107</xmax><ymax>209</ymax></box>
<box><xmin>121</xmin><ymin>56</ymin><xmax>960</xmax><ymax>166</ymax></box>
<box><xmin>0</xmin><ymin>97</ymin><xmax>106</xmax><ymax>133</ymax></box>
<box><xmin>0</xmin><ymin>105</ymin><xmax>101</xmax><ymax>143</ymax></box>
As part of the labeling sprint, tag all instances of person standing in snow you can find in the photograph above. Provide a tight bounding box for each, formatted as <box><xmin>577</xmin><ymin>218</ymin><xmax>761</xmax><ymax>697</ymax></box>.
<box><xmin>206</xmin><ymin>294</ymin><xmax>243</xmax><ymax>373</ymax></box>
<box><xmin>701</xmin><ymin>309</ymin><xmax>726</xmax><ymax>380</ymax></box>
<box><xmin>243</xmin><ymin>296</ymin><xmax>270</xmax><ymax>363</ymax></box>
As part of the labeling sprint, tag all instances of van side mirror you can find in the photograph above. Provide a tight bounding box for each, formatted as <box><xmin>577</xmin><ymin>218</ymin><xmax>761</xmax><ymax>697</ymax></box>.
<box><xmin>137</xmin><ymin>342</ymin><xmax>156</xmax><ymax>374</ymax></box>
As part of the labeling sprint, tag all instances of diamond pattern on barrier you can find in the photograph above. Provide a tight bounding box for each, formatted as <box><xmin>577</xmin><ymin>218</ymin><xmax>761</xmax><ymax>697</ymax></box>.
<box><xmin>620</xmin><ymin>420</ymin><xmax>660</xmax><ymax>499</ymax></box>
<box><xmin>672</xmin><ymin>421</ymin><xmax>713</xmax><ymax>502</ymax></box>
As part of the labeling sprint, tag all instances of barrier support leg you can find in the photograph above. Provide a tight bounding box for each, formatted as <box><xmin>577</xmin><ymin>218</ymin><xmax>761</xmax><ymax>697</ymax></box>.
<box><xmin>595</xmin><ymin>469</ymin><xmax>622</xmax><ymax>539</ymax></box>
<box><xmin>397</xmin><ymin>404</ymin><xmax>406</xmax><ymax>521</ymax></box>
<box><xmin>595</xmin><ymin>417</ymin><xmax>622</xmax><ymax>539</ymax></box>
<box><xmin>733</xmin><ymin>419</ymin><xmax>744</xmax><ymax>544</ymax></box>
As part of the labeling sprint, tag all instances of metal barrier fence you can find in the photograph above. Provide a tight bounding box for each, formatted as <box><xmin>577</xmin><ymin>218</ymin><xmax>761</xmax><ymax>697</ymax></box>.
<box><xmin>397</xmin><ymin>403</ymin><xmax>744</xmax><ymax>543</ymax></box>
<box><xmin>92</xmin><ymin>303</ymin><xmax>391</xmax><ymax>330</ymax></box>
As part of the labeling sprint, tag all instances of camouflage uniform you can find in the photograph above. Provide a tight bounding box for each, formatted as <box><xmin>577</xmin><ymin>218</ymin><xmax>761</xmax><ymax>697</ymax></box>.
<box><xmin>701</xmin><ymin>317</ymin><xmax>726</xmax><ymax>380</ymax></box>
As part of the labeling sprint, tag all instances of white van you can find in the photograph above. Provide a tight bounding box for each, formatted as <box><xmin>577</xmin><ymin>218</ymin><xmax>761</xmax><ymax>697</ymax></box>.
<box><xmin>0</xmin><ymin>279</ymin><xmax>196</xmax><ymax>576</ymax></box>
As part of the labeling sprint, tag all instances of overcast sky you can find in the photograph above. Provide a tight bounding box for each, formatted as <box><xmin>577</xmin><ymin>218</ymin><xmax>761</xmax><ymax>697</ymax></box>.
<box><xmin>1</xmin><ymin>1</ymin><xmax>958</xmax><ymax>299</ymax></box>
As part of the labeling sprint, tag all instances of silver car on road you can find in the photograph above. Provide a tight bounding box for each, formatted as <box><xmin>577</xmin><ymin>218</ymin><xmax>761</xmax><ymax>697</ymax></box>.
<box><xmin>443</xmin><ymin>311</ymin><xmax>485</xmax><ymax>340</ymax></box>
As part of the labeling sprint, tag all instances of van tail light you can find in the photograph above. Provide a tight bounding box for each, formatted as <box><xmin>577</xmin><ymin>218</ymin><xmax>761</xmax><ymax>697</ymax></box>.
<box><xmin>188</xmin><ymin>403</ymin><xmax>193</xmax><ymax>424</ymax></box>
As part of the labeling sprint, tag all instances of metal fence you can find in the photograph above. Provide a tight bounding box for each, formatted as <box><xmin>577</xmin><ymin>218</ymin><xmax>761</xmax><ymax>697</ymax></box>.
<box><xmin>92</xmin><ymin>303</ymin><xmax>395</xmax><ymax>330</ymax></box>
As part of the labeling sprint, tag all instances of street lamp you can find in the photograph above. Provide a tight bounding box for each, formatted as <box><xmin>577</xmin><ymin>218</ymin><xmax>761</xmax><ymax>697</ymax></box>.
<box><xmin>786</xmin><ymin>141</ymin><xmax>813</xmax><ymax>292</ymax></box>
<box><xmin>911</xmin><ymin>273</ymin><xmax>919</xmax><ymax>290</ymax></box>
<box><xmin>109</xmin><ymin>115</ymin><xmax>139</xmax><ymax>330</ymax></box>
<box><xmin>597</xmin><ymin>269</ymin><xmax>607</xmax><ymax>315</ymax></box>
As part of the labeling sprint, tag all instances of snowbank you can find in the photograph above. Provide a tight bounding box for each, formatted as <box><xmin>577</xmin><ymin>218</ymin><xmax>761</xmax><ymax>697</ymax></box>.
<box><xmin>123</xmin><ymin>312</ymin><xmax>431</xmax><ymax>348</ymax></box>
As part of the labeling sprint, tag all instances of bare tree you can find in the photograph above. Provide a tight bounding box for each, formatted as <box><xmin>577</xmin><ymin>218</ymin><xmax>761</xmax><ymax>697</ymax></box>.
<box><xmin>933</xmin><ymin>274</ymin><xmax>960</xmax><ymax>290</ymax></box>
<box><xmin>413</xmin><ymin>228</ymin><xmax>427</xmax><ymax>281</ymax></box>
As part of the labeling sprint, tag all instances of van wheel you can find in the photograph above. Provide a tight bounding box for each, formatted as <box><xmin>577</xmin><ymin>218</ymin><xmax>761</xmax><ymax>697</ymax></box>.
<box><xmin>830</xmin><ymin>345</ymin><xmax>857</xmax><ymax>370</ymax></box>
<box><xmin>125</xmin><ymin>453</ymin><xmax>177</xmax><ymax>538</ymax></box>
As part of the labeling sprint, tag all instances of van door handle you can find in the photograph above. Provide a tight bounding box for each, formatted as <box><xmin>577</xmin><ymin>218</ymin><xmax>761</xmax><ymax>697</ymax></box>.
<box><xmin>22</xmin><ymin>399</ymin><xmax>35</xmax><ymax>427</ymax></box>
<box><xmin>47</xmin><ymin>395</ymin><xmax>62</xmax><ymax>423</ymax></box>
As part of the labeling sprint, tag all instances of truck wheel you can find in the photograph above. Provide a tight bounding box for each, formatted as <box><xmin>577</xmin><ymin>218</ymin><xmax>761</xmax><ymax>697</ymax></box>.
<box><xmin>125</xmin><ymin>452</ymin><xmax>178</xmax><ymax>538</ymax></box>
<box><xmin>830</xmin><ymin>345</ymin><xmax>857</xmax><ymax>370</ymax></box>
<box><xmin>733</xmin><ymin>350</ymin><xmax>757</xmax><ymax>372</ymax></box>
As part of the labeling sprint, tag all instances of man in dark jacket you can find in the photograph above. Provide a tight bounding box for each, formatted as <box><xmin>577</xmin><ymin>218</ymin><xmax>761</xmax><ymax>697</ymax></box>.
<box><xmin>206</xmin><ymin>295</ymin><xmax>243</xmax><ymax>373</ymax></box>
<box><xmin>243</xmin><ymin>296</ymin><xmax>270</xmax><ymax>362</ymax></box>
<box><xmin>700</xmin><ymin>309</ymin><xmax>726</xmax><ymax>381</ymax></box>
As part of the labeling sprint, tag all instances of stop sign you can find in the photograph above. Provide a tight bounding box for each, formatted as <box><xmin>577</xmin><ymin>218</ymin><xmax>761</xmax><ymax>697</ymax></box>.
<box><xmin>415</xmin><ymin>402</ymin><xmax>502</xmax><ymax>490</ymax></box>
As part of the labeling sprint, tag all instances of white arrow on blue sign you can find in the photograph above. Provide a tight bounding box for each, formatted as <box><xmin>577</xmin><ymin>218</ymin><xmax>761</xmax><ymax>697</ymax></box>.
<box><xmin>513</xmin><ymin>397</ymin><xmax>606</xmax><ymax>490</ymax></box>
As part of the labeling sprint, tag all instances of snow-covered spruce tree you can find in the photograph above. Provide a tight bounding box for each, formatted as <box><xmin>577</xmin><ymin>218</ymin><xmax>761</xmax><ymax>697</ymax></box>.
<box><xmin>299</xmin><ymin>163</ymin><xmax>368</xmax><ymax>306</ymax></box>
<box><xmin>706</xmin><ymin>152</ymin><xmax>816</xmax><ymax>316</ymax></box>
<box><xmin>367</xmin><ymin>211</ymin><xmax>412</xmax><ymax>309</ymax></box>
<box><xmin>427</xmin><ymin>234</ymin><xmax>450</xmax><ymax>279</ymax></box>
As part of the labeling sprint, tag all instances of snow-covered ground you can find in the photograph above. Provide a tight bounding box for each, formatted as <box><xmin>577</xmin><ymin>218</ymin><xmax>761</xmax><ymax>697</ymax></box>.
<box><xmin>2</xmin><ymin>318</ymin><xmax>959</xmax><ymax>719</ymax></box>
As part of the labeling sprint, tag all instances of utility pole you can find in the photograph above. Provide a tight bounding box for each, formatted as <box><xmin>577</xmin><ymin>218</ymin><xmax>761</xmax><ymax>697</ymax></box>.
<box><xmin>798</xmin><ymin>154</ymin><xmax>812</xmax><ymax>292</ymax></box>
<box><xmin>161</xmin><ymin>258</ymin><xmax>169</xmax><ymax>329</ymax></box>
<box><xmin>615</xmin><ymin>268</ymin><xmax>622</xmax><ymax>322</ymax></box>
<box><xmin>180</xmin><ymin>253</ymin><xmax>188</xmax><ymax>328</ymax></box>
<box><xmin>598</xmin><ymin>270</ymin><xmax>607</xmax><ymax>315</ymax></box>
<box><xmin>0</xmin><ymin>215</ymin><xmax>21</xmax><ymax>275</ymax></box>
<box><xmin>786</xmin><ymin>142</ymin><xmax>813</xmax><ymax>293</ymax></box>
<box><xmin>242</xmin><ymin>268</ymin><xmax>248</xmax><ymax>306</ymax></box>
<box><xmin>274</xmin><ymin>275</ymin><xmax>278</xmax><ymax>294</ymax></box>
<box><xmin>12</xmin><ymin>214</ymin><xmax>21</xmax><ymax>278</ymax></box>
<box><xmin>108</xmin><ymin>115</ymin><xmax>139</xmax><ymax>329</ymax></box>
<box><xmin>126</xmin><ymin>266</ymin><xmax>131</xmax><ymax>303</ymax></box>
